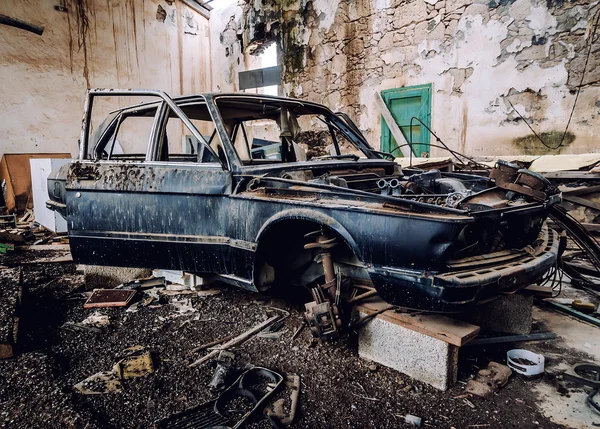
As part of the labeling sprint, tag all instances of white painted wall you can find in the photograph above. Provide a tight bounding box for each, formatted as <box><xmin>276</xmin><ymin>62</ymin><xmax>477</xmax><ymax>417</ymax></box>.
<box><xmin>0</xmin><ymin>0</ymin><xmax>211</xmax><ymax>156</ymax></box>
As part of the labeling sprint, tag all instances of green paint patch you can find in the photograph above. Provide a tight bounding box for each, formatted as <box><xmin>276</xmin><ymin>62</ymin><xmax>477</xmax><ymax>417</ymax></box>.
<box><xmin>512</xmin><ymin>131</ymin><xmax>575</xmax><ymax>155</ymax></box>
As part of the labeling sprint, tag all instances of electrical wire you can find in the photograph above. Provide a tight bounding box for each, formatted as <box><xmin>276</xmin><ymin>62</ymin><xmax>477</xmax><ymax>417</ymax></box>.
<box><xmin>507</xmin><ymin>7</ymin><xmax>600</xmax><ymax>150</ymax></box>
<box><xmin>390</xmin><ymin>142</ymin><xmax>492</xmax><ymax>170</ymax></box>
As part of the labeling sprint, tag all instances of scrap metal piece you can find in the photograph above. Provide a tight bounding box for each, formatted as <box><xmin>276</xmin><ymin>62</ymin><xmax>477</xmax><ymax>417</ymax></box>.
<box><xmin>466</xmin><ymin>361</ymin><xmax>512</xmax><ymax>399</ymax></box>
<box><xmin>113</xmin><ymin>346</ymin><xmax>155</xmax><ymax>380</ymax></box>
<box><xmin>266</xmin><ymin>374</ymin><xmax>301</xmax><ymax>426</ymax></box>
<box><xmin>209</xmin><ymin>351</ymin><xmax>235</xmax><ymax>392</ymax></box>
<box><xmin>563</xmin><ymin>363</ymin><xmax>600</xmax><ymax>390</ymax></box>
<box><xmin>562</xmin><ymin>363</ymin><xmax>600</xmax><ymax>413</ymax></box>
<box><xmin>156</xmin><ymin>367</ymin><xmax>284</xmax><ymax>429</ymax></box>
<box><xmin>84</xmin><ymin>289</ymin><xmax>136</xmax><ymax>308</ymax></box>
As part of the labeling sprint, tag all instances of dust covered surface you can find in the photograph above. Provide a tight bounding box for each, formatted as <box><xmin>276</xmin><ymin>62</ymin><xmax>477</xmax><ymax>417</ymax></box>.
<box><xmin>0</xmin><ymin>261</ymin><xmax>568</xmax><ymax>429</ymax></box>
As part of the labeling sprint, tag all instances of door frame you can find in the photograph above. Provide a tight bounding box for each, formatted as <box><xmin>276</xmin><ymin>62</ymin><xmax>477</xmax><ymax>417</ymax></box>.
<box><xmin>380</xmin><ymin>84</ymin><xmax>432</xmax><ymax>157</ymax></box>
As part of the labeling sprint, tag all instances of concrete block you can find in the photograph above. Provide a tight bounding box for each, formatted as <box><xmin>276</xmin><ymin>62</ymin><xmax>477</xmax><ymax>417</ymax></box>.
<box><xmin>359</xmin><ymin>312</ymin><xmax>458</xmax><ymax>390</ymax></box>
<box><xmin>471</xmin><ymin>293</ymin><xmax>533</xmax><ymax>335</ymax></box>
<box><xmin>80</xmin><ymin>265</ymin><xmax>152</xmax><ymax>290</ymax></box>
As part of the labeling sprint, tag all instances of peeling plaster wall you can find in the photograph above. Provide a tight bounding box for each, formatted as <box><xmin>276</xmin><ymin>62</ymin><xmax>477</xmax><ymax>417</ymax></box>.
<box><xmin>220</xmin><ymin>0</ymin><xmax>600</xmax><ymax>156</ymax></box>
<box><xmin>0</xmin><ymin>0</ymin><xmax>211</xmax><ymax>156</ymax></box>
<box><xmin>210</xmin><ymin>0</ymin><xmax>244</xmax><ymax>92</ymax></box>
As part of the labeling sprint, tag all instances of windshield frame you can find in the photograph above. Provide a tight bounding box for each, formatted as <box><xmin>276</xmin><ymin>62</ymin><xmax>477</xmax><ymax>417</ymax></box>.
<box><xmin>208</xmin><ymin>94</ymin><xmax>383</xmax><ymax>172</ymax></box>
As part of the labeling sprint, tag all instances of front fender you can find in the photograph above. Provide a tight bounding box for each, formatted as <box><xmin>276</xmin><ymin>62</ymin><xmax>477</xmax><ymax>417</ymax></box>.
<box><xmin>255</xmin><ymin>208</ymin><xmax>362</xmax><ymax>260</ymax></box>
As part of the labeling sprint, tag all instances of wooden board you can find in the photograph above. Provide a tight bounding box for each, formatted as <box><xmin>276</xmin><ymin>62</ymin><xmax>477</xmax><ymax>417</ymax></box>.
<box><xmin>83</xmin><ymin>289</ymin><xmax>136</xmax><ymax>308</ymax></box>
<box><xmin>523</xmin><ymin>284</ymin><xmax>553</xmax><ymax>298</ymax></box>
<box><xmin>356</xmin><ymin>298</ymin><xmax>480</xmax><ymax>347</ymax></box>
<box><xmin>374</xmin><ymin>92</ymin><xmax>416</xmax><ymax>157</ymax></box>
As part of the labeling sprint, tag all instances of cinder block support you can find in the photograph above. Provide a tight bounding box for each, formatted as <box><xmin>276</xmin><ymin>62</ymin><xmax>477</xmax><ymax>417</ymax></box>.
<box><xmin>470</xmin><ymin>293</ymin><xmax>533</xmax><ymax>335</ymax></box>
<box><xmin>79</xmin><ymin>265</ymin><xmax>152</xmax><ymax>290</ymax></box>
<box><xmin>358</xmin><ymin>313</ymin><xmax>458</xmax><ymax>390</ymax></box>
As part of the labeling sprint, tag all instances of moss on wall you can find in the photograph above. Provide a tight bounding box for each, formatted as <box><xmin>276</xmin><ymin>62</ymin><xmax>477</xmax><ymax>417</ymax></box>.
<box><xmin>512</xmin><ymin>131</ymin><xmax>576</xmax><ymax>155</ymax></box>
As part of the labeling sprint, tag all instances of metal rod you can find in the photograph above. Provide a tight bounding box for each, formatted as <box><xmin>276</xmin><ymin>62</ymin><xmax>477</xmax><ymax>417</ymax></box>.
<box><xmin>0</xmin><ymin>14</ymin><xmax>44</xmax><ymax>35</ymax></box>
<box><xmin>546</xmin><ymin>301</ymin><xmax>600</xmax><ymax>328</ymax></box>
<box><xmin>463</xmin><ymin>332</ymin><xmax>557</xmax><ymax>347</ymax></box>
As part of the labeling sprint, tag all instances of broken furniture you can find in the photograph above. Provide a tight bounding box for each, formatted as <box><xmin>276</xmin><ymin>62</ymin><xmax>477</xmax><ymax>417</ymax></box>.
<box><xmin>29</xmin><ymin>158</ymin><xmax>70</xmax><ymax>232</ymax></box>
<box><xmin>0</xmin><ymin>153</ymin><xmax>70</xmax><ymax>213</ymax></box>
<box><xmin>356</xmin><ymin>298</ymin><xmax>480</xmax><ymax>390</ymax></box>
<box><xmin>0</xmin><ymin>267</ymin><xmax>22</xmax><ymax>359</ymax></box>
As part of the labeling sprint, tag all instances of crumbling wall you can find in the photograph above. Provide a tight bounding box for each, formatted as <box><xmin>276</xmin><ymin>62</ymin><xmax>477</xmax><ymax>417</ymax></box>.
<box><xmin>220</xmin><ymin>0</ymin><xmax>600</xmax><ymax>156</ymax></box>
<box><xmin>0</xmin><ymin>0</ymin><xmax>211</xmax><ymax>155</ymax></box>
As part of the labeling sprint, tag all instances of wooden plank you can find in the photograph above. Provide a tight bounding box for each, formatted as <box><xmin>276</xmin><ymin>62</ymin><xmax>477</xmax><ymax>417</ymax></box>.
<box><xmin>83</xmin><ymin>289</ymin><xmax>136</xmax><ymax>308</ymax></box>
<box><xmin>374</xmin><ymin>92</ymin><xmax>416</xmax><ymax>157</ymax></box>
<box><xmin>541</xmin><ymin>171</ymin><xmax>600</xmax><ymax>179</ymax></box>
<box><xmin>190</xmin><ymin>314</ymin><xmax>281</xmax><ymax>367</ymax></box>
<box><xmin>356</xmin><ymin>298</ymin><xmax>480</xmax><ymax>346</ymax></box>
<box><xmin>17</xmin><ymin>244</ymin><xmax>71</xmax><ymax>252</ymax></box>
<box><xmin>563</xmin><ymin>195</ymin><xmax>600</xmax><ymax>211</ymax></box>
<box><xmin>523</xmin><ymin>284</ymin><xmax>553</xmax><ymax>298</ymax></box>
<box><xmin>20</xmin><ymin>254</ymin><xmax>73</xmax><ymax>265</ymax></box>
<box><xmin>562</xmin><ymin>185</ymin><xmax>600</xmax><ymax>196</ymax></box>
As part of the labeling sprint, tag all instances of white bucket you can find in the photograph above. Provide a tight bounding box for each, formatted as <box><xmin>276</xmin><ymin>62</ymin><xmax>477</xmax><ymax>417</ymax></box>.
<box><xmin>507</xmin><ymin>349</ymin><xmax>545</xmax><ymax>376</ymax></box>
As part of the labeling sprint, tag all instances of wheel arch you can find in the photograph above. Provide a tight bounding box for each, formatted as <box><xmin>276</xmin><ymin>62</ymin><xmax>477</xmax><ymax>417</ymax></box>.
<box><xmin>252</xmin><ymin>209</ymin><xmax>363</xmax><ymax>288</ymax></box>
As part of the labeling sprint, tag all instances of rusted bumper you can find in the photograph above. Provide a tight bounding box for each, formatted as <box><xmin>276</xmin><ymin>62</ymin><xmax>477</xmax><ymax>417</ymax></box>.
<box><xmin>370</xmin><ymin>226</ymin><xmax>559</xmax><ymax>312</ymax></box>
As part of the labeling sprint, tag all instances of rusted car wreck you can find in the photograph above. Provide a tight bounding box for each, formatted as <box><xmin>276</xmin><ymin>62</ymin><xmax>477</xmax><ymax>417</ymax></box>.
<box><xmin>48</xmin><ymin>89</ymin><xmax>561</xmax><ymax>338</ymax></box>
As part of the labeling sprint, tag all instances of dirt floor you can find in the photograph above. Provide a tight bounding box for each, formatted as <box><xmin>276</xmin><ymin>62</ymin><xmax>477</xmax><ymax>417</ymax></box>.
<box><xmin>0</xmin><ymin>255</ymin><xmax>598</xmax><ymax>428</ymax></box>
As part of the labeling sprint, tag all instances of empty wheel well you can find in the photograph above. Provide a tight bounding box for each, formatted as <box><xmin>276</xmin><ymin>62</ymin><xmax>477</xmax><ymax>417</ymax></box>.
<box><xmin>253</xmin><ymin>219</ymin><xmax>358</xmax><ymax>292</ymax></box>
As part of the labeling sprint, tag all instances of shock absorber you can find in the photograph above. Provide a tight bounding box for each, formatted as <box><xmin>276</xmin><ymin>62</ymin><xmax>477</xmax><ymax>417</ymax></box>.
<box><xmin>303</xmin><ymin>231</ymin><xmax>343</xmax><ymax>339</ymax></box>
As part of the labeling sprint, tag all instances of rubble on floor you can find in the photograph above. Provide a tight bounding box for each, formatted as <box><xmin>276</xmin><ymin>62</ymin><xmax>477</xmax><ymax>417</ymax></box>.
<box><xmin>1</xmin><ymin>247</ymin><xmax>596</xmax><ymax>428</ymax></box>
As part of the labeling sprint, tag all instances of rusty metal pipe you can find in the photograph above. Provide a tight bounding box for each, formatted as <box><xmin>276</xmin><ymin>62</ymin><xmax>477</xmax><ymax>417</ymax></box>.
<box><xmin>0</xmin><ymin>14</ymin><xmax>44</xmax><ymax>35</ymax></box>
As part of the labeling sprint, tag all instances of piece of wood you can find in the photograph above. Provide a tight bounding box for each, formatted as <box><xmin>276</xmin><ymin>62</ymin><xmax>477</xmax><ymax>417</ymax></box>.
<box><xmin>522</xmin><ymin>284</ymin><xmax>553</xmax><ymax>298</ymax></box>
<box><xmin>17</xmin><ymin>244</ymin><xmax>71</xmax><ymax>251</ymax></box>
<box><xmin>374</xmin><ymin>92</ymin><xmax>416</xmax><ymax>157</ymax></box>
<box><xmin>541</xmin><ymin>171</ymin><xmax>600</xmax><ymax>179</ymax></box>
<box><xmin>356</xmin><ymin>298</ymin><xmax>480</xmax><ymax>346</ymax></box>
<box><xmin>562</xmin><ymin>185</ymin><xmax>600</xmax><ymax>196</ymax></box>
<box><xmin>191</xmin><ymin>332</ymin><xmax>239</xmax><ymax>353</ymax></box>
<box><xmin>563</xmin><ymin>195</ymin><xmax>600</xmax><ymax>211</ymax></box>
<box><xmin>189</xmin><ymin>314</ymin><xmax>281</xmax><ymax>367</ymax></box>
<box><xmin>83</xmin><ymin>289</ymin><xmax>136</xmax><ymax>308</ymax></box>
<box><xmin>20</xmin><ymin>254</ymin><xmax>73</xmax><ymax>265</ymax></box>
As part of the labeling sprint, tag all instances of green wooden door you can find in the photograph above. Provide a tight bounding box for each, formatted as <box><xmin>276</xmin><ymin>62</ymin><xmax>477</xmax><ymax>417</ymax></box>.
<box><xmin>380</xmin><ymin>84</ymin><xmax>432</xmax><ymax>157</ymax></box>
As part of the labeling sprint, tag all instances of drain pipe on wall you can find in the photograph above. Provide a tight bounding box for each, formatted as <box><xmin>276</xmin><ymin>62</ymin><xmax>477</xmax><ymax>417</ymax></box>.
<box><xmin>0</xmin><ymin>13</ymin><xmax>44</xmax><ymax>35</ymax></box>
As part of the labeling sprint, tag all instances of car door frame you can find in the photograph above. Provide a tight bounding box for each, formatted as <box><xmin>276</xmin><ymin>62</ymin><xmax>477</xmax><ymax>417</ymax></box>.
<box><xmin>67</xmin><ymin>90</ymin><xmax>241</xmax><ymax>275</ymax></box>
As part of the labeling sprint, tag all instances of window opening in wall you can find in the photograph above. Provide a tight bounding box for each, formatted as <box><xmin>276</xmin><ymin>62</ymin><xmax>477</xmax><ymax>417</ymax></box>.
<box><xmin>380</xmin><ymin>84</ymin><xmax>432</xmax><ymax>157</ymax></box>
<box><xmin>240</xmin><ymin>41</ymin><xmax>280</xmax><ymax>96</ymax></box>
<box><xmin>259</xmin><ymin>43</ymin><xmax>278</xmax><ymax>96</ymax></box>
